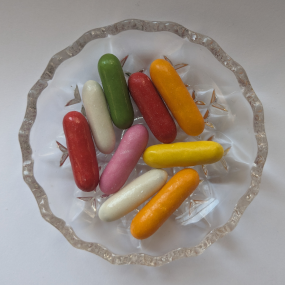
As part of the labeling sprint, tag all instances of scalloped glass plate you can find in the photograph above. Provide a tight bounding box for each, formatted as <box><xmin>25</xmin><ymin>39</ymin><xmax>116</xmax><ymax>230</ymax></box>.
<box><xmin>19</xmin><ymin>19</ymin><xmax>268</xmax><ymax>266</ymax></box>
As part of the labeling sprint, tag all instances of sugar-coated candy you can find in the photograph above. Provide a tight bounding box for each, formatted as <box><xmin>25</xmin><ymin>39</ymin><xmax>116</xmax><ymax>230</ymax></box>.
<box><xmin>128</xmin><ymin>72</ymin><xmax>177</xmax><ymax>143</ymax></box>
<box><xmin>150</xmin><ymin>59</ymin><xmax>204</xmax><ymax>136</ymax></box>
<box><xmin>98</xmin><ymin>54</ymin><xmax>134</xmax><ymax>129</ymax></box>
<box><xmin>82</xmin><ymin>80</ymin><xmax>116</xmax><ymax>154</ymax></box>
<box><xmin>63</xmin><ymin>111</ymin><xmax>99</xmax><ymax>192</ymax></box>
<box><xmin>143</xmin><ymin>141</ymin><xmax>224</xmax><ymax>168</ymax></box>
<box><xmin>99</xmin><ymin>169</ymin><xmax>168</xmax><ymax>222</ymax></box>
<box><xmin>99</xmin><ymin>125</ymin><xmax>149</xmax><ymax>195</ymax></box>
<box><xmin>130</xmin><ymin>169</ymin><xmax>199</xmax><ymax>239</ymax></box>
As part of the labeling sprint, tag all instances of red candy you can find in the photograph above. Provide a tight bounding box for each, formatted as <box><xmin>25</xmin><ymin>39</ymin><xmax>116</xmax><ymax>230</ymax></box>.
<box><xmin>63</xmin><ymin>111</ymin><xmax>99</xmax><ymax>192</ymax></box>
<box><xmin>128</xmin><ymin>73</ymin><xmax>177</xmax><ymax>143</ymax></box>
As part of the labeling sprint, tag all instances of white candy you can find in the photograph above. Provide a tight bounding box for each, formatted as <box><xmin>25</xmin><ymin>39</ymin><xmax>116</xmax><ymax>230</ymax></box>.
<box><xmin>82</xmin><ymin>80</ymin><xmax>116</xmax><ymax>154</ymax></box>
<box><xmin>99</xmin><ymin>169</ymin><xmax>168</xmax><ymax>222</ymax></box>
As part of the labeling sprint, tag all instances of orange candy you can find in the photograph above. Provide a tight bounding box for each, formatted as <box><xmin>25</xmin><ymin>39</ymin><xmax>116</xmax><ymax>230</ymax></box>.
<box><xmin>130</xmin><ymin>168</ymin><xmax>200</xmax><ymax>239</ymax></box>
<box><xmin>150</xmin><ymin>59</ymin><xmax>204</xmax><ymax>136</ymax></box>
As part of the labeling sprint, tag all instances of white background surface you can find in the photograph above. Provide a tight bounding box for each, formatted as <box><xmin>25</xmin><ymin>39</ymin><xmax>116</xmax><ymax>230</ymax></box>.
<box><xmin>0</xmin><ymin>0</ymin><xmax>284</xmax><ymax>284</ymax></box>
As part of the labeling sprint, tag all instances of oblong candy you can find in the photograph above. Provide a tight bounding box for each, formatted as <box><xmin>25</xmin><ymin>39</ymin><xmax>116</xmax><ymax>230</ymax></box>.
<box><xmin>82</xmin><ymin>80</ymin><xmax>116</xmax><ymax>154</ymax></box>
<box><xmin>128</xmin><ymin>72</ymin><xmax>177</xmax><ymax>143</ymax></box>
<box><xmin>99</xmin><ymin>169</ymin><xmax>168</xmax><ymax>222</ymax></box>
<box><xmin>63</xmin><ymin>111</ymin><xmax>99</xmax><ymax>192</ymax></box>
<box><xmin>150</xmin><ymin>59</ymin><xmax>204</xmax><ymax>136</ymax></box>
<box><xmin>130</xmin><ymin>169</ymin><xmax>199</xmax><ymax>239</ymax></box>
<box><xmin>98</xmin><ymin>53</ymin><xmax>134</xmax><ymax>129</ymax></box>
<box><xmin>143</xmin><ymin>141</ymin><xmax>224</xmax><ymax>168</ymax></box>
<box><xmin>99</xmin><ymin>124</ymin><xmax>149</xmax><ymax>194</ymax></box>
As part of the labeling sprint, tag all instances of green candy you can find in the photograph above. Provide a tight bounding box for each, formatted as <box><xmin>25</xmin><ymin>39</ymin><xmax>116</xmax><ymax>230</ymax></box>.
<box><xmin>98</xmin><ymin>54</ymin><xmax>134</xmax><ymax>129</ymax></box>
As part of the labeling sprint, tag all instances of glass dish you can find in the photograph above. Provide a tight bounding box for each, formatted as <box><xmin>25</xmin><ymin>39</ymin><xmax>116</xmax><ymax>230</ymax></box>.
<box><xmin>19</xmin><ymin>19</ymin><xmax>268</xmax><ymax>266</ymax></box>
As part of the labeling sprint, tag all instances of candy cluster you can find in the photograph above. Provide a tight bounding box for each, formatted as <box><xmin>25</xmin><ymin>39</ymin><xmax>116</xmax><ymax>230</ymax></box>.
<box><xmin>63</xmin><ymin>54</ymin><xmax>224</xmax><ymax>239</ymax></box>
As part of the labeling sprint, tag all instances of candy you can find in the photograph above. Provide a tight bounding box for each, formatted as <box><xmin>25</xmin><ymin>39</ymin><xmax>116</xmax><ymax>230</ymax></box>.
<box><xmin>63</xmin><ymin>111</ymin><xmax>99</xmax><ymax>192</ymax></box>
<box><xmin>150</xmin><ymin>59</ymin><xmax>204</xmax><ymax>136</ymax></box>
<box><xmin>130</xmin><ymin>169</ymin><xmax>199</xmax><ymax>239</ymax></box>
<box><xmin>143</xmin><ymin>141</ymin><xmax>224</xmax><ymax>168</ymax></box>
<box><xmin>99</xmin><ymin>169</ymin><xmax>168</xmax><ymax>222</ymax></box>
<box><xmin>98</xmin><ymin>54</ymin><xmax>134</xmax><ymax>129</ymax></box>
<box><xmin>128</xmin><ymin>72</ymin><xmax>177</xmax><ymax>143</ymax></box>
<box><xmin>99</xmin><ymin>125</ymin><xmax>149</xmax><ymax>194</ymax></box>
<box><xmin>82</xmin><ymin>80</ymin><xmax>116</xmax><ymax>154</ymax></box>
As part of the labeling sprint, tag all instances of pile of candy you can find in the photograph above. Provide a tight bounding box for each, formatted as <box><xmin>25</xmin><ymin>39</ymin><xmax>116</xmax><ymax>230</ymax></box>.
<box><xmin>63</xmin><ymin>54</ymin><xmax>224</xmax><ymax>239</ymax></box>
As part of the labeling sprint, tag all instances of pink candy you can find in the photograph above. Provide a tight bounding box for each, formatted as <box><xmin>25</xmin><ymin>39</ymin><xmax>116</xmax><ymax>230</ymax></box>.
<box><xmin>99</xmin><ymin>125</ymin><xmax>149</xmax><ymax>194</ymax></box>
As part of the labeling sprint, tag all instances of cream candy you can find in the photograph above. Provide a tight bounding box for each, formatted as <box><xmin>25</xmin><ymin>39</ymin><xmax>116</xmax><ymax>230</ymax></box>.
<box><xmin>82</xmin><ymin>80</ymin><xmax>116</xmax><ymax>154</ymax></box>
<box><xmin>99</xmin><ymin>169</ymin><xmax>168</xmax><ymax>222</ymax></box>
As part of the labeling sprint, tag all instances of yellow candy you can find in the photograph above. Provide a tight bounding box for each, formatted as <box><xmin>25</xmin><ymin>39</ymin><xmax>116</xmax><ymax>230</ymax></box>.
<box><xmin>143</xmin><ymin>141</ymin><xmax>224</xmax><ymax>168</ymax></box>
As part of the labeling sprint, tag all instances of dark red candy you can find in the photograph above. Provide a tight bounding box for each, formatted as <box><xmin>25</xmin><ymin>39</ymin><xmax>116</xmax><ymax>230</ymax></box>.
<box><xmin>128</xmin><ymin>73</ymin><xmax>177</xmax><ymax>143</ymax></box>
<box><xmin>63</xmin><ymin>111</ymin><xmax>99</xmax><ymax>192</ymax></box>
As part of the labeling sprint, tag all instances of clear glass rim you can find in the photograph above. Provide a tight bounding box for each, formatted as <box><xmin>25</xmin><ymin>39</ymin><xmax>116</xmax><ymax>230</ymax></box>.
<box><xmin>18</xmin><ymin>19</ymin><xmax>268</xmax><ymax>266</ymax></box>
